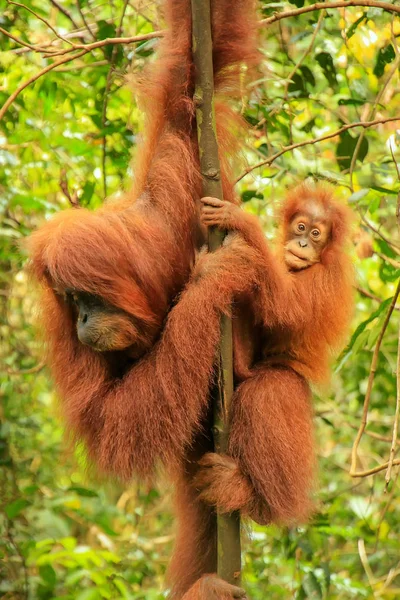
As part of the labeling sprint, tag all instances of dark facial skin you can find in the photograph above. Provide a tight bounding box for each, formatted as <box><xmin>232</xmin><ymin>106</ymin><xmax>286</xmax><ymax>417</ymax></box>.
<box><xmin>64</xmin><ymin>291</ymin><xmax>141</xmax><ymax>353</ymax></box>
<box><xmin>284</xmin><ymin>202</ymin><xmax>331</xmax><ymax>271</ymax></box>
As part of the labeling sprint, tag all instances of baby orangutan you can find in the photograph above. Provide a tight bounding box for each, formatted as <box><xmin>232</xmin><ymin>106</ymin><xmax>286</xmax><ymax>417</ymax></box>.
<box><xmin>194</xmin><ymin>184</ymin><xmax>354</xmax><ymax>526</ymax></box>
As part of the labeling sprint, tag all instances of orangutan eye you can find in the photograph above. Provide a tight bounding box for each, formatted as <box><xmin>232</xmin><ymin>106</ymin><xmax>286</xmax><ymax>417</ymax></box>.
<box><xmin>65</xmin><ymin>291</ymin><xmax>78</xmax><ymax>304</ymax></box>
<box><xmin>311</xmin><ymin>229</ymin><xmax>320</xmax><ymax>238</ymax></box>
<box><xmin>297</xmin><ymin>223</ymin><xmax>306</xmax><ymax>232</ymax></box>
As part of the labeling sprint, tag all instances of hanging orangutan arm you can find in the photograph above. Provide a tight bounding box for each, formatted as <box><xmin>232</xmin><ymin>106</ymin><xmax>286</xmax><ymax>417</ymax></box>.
<box><xmin>49</xmin><ymin>236</ymin><xmax>261</xmax><ymax>482</ymax></box>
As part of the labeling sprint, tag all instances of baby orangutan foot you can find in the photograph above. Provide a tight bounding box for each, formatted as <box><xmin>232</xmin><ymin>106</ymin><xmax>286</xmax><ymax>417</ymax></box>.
<box><xmin>198</xmin><ymin>575</ymin><xmax>247</xmax><ymax>599</ymax></box>
<box><xmin>193</xmin><ymin>453</ymin><xmax>253</xmax><ymax>513</ymax></box>
<box><xmin>200</xmin><ymin>197</ymin><xmax>240</xmax><ymax>229</ymax></box>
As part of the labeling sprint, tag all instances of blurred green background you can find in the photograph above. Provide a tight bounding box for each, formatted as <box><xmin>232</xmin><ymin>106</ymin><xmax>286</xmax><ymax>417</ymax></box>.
<box><xmin>1</xmin><ymin>0</ymin><xmax>399</xmax><ymax>598</ymax></box>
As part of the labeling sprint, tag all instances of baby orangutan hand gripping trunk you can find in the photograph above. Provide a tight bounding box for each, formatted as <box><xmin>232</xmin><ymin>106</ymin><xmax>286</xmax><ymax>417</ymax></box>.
<box><xmin>195</xmin><ymin>183</ymin><xmax>354</xmax><ymax>527</ymax></box>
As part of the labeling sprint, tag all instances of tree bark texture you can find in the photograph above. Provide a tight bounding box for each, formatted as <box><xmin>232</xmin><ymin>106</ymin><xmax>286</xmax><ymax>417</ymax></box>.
<box><xmin>190</xmin><ymin>0</ymin><xmax>242</xmax><ymax>587</ymax></box>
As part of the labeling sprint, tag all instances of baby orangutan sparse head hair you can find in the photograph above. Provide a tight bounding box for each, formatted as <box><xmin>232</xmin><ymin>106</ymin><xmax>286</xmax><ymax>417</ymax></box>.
<box><xmin>281</xmin><ymin>183</ymin><xmax>352</xmax><ymax>271</ymax></box>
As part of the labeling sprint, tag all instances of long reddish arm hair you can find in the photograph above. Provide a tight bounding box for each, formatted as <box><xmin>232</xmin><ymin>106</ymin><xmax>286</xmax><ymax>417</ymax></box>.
<box><xmin>25</xmin><ymin>0</ymin><xmax>260</xmax><ymax>481</ymax></box>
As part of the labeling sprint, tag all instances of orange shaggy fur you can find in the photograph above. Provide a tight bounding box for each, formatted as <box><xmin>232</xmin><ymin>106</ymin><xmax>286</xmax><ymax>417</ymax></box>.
<box><xmin>26</xmin><ymin>0</ymin><xmax>353</xmax><ymax>595</ymax></box>
<box><xmin>26</xmin><ymin>1</ymin><xmax>260</xmax><ymax>598</ymax></box>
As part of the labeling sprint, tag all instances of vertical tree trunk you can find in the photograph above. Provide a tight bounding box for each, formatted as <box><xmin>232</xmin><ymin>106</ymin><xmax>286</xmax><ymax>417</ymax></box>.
<box><xmin>190</xmin><ymin>0</ymin><xmax>242</xmax><ymax>587</ymax></box>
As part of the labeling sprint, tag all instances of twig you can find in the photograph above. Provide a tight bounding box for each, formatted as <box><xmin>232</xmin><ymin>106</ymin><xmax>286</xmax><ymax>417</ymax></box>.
<box><xmin>261</xmin><ymin>1</ymin><xmax>400</xmax><ymax>26</ymax></box>
<box><xmin>358</xmin><ymin>539</ymin><xmax>377</xmax><ymax>594</ymax></box>
<box><xmin>101</xmin><ymin>0</ymin><xmax>130</xmax><ymax>198</ymax></box>
<box><xmin>7</xmin><ymin>362</ymin><xmax>45</xmax><ymax>375</ymax></box>
<box><xmin>0</xmin><ymin>49</ymin><xmax>88</xmax><ymax>121</ymax></box>
<box><xmin>0</xmin><ymin>26</ymin><xmax>47</xmax><ymax>52</ymax></box>
<box><xmin>60</xmin><ymin>169</ymin><xmax>79</xmax><ymax>207</ymax></box>
<box><xmin>357</xmin><ymin>286</ymin><xmax>399</xmax><ymax>311</ymax></box>
<box><xmin>236</xmin><ymin>116</ymin><xmax>400</xmax><ymax>183</ymax></box>
<box><xmin>0</xmin><ymin>32</ymin><xmax>162</xmax><ymax>121</ymax></box>
<box><xmin>7</xmin><ymin>0</ymin><xmax>77</xmax><ymax>47</ymax></box>
<box><xmin>55</xmin><ymin>59</ymin><xmax>108</xmax><ymax>72</ymax></box>
<box><xmin>351</xmin><ymin>459</ymin><xmax>400</xmax><ymax>478</ymax></box>
<box><xmin>360</xmin><ymin>215</ymin><xmax>400</xmax><ymax>253</ymax></box>
<box><xmin>49</xmin><ymin>0</ymin><xmax>80</xmax><ymax>29</ymax></box>
<box><xmin>76</xmin><ymin>0</ymin><xmax>96</xmax><ymax>40</ymax></box>
<box><xmin>375</xmin><ymin>252</ymin><xmax>400</xmax><ymax>269</ymax></box>
<box><xmin>385</xmin><ymin>316</ymin><xmax>400</xmax><ymax>487</ymax></box>
<box><xmin>350</xmin><ymin>281</ymin><xmax>400</xmax><ymax>478</ymax></box>
<box><xmin>349</xmin><ymin>52</ymin><xmax>400</xmax><ymax>191</ymax></box>
<box><xmin>385</xmin><ymin>195</ymin><xmax>400</xmax><ymax>488</ymax></box>
<box><xmin>283</xmin><ymin>10</ymin><xmax>324</xmax><ymax>105</ymax></box>
<box><xmin>31</xmin><ymin>30</ymin><xmax>162</xmax><ymax>57</ymax></box>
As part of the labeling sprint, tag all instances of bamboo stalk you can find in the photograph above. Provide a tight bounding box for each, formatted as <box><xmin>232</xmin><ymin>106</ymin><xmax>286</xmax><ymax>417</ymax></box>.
<box><xmin>190</xmin><ymin>0</ymin><xmax>241</xmax><ymax>586</ymax></box>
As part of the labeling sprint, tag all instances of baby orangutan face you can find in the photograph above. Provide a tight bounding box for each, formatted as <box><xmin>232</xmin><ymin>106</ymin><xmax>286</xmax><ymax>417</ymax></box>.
<box><xmin>65</xmin><ymin>291</ymin><xmax>143</xmax><ymax>354</ymax></box>
<box><xmin>284</xmin><ymin>202</ymin><xmax>331</xmax><ymax>271</ymax></box>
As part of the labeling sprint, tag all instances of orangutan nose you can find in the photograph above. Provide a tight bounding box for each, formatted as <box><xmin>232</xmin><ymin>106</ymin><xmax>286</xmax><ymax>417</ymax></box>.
<box><xmin>299</xmin><ymin>239</ymin><xmax>308</xmax><ymax>248</ymax></box>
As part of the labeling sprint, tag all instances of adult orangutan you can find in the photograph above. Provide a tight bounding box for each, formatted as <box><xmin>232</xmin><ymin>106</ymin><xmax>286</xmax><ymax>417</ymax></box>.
<box><xmin>27</xmin><ymin>0</ymin><xmax>258</xmax><ymax>476</ymax></box>
<box><xmin>26</xmin><ymin>0</ymin><xmax>260</xmax><ymax>598</ymax></box>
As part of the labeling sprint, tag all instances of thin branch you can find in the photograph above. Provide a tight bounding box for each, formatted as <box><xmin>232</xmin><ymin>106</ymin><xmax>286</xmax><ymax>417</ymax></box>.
<box><xmin>38</xmin><ymin>30</ymin><xmax>162</xmax><ymax>57</ymax></box>
<box><xmin>357</xmin><ymin>286</ymin><xmax>399</xmax><ymax>311</ymax></box>
<box><xmin>358</xmin><ymin>539</ymin><xmax>377</xmax><ymax>594</ymax></box>
<box><xmin>0</xmin><ymin>32</ymin><xmax>162</xmax><ymax>121</ymax></box>
<box><xmin>282</xmin><ymin>10</ymin><xmax>324</xmax><ymax>104</ymax></box>
<box><xmin>236</xmin><ymin>116</ymin><xmax>400</xmax><ymax>183</ymax></box>
<box><xmin>351</xmin><ymin>459</ymin><xmax>400</xmax><ymax>478</ymax></box>
<box><xmin>375</xmin><ymin>251</ymin><xmax>400</xmax><ymax>269</ymax></box>
<box><xmin>261</xmin><ymin>1</ymin><xmax>400</xmax><ymax>26</ymax></box>
<box><xmin>0</xmin><ymin>49</ymin><xmax>87</xmax><ymax>121</ymax></box>
<box><xmin>60</xmin><ymin>169</ymin><xmax>79</xmax><ymax>207</ymax></box>
<box><xmin>7</xmin><ymin>0</ymin><xmax>77</xmax><ymax>47</ymax></box>
<box><xmin>360</xmin><ymin>215</ymin><xmax>400</xmax><ymax>253</ymax></box>
<box><xmin>7</xmin><ymin>362</ymin><xmax>45</xmax><ymax>375</ymax></box>
<box><xmin>0</xmin><ymin>26</ymin><xmax>47</xmax><ymax>52</ymax></box>
<box><xmin>350</xmin><ymin>281</ymin><xmax>400</xmax><ymax>478</ymax></box>
<box><xmin>55</xmin><ymin>59</ymin><xmax>108</xmax><ymax>72</ymax></box>
<box><xmin>76</xmin><ymin>0</ymin><xmax>96</xmax><ymax>40</ymax></box>
<box><xmin>385</xmin><ymin>191</ymin><xmax>400</xmax><ymax>488</ymax></box>
<box><xmin>349</xmin><ymin>52</ymin><xmax>400</xmax><ymax>191</ymax></box>
<box><xmin>101</xmin><ymin>0</ymin><xmax>130</xmax><ymax>198</ymax></box>
<box><xmin>49</xmin><ymin>0</ymin><xmax>80</xmax><ymax>29</ymax></box>
<box><xmin>385</xmin><ymin>315</ymin><xmax>400</xmax><ymax>488</ymax></box>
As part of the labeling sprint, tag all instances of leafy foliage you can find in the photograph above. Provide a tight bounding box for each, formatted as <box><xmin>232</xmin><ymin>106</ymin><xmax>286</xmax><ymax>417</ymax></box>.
<box><xmin>0</xmin><ymin>0</ymin><xmax>399</xmax><ymax>598</ymax></box>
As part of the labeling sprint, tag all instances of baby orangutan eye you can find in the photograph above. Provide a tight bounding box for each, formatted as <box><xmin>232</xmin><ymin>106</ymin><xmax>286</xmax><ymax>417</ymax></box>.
<box><xmin>297</xmin><ymin>223</ymin><xmax>306</xmax><ymax>232</ymax></box>
<box><xmin>311</xmin><ymin>229</ymin><xmax>320</xmax><ymax>238</ymax></box>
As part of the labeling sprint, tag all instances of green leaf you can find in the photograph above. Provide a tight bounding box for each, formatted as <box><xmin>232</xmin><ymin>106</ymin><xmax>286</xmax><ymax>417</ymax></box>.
<box><xmin>338</xmin><ymin>98</ymin><xmax>366</xmax><ymax>106</ymax></box>
<box><xmin>374</xmin><ymin>44</ymin><xmax>395</xmax><ymax>78</ymax></box>
<box><xmin>336</xmin><ymin>130</ymin><xmax>368</xmax><ymax>170</ymax></box>
<box><xmin>289</xmin><ymin>67</ymin><xmax>315</xmax><ymax>98</ymax></box>
<box><xmin>241</xmin><ymin>190</ymin><xmax>264</xmax><ymax>203</ymax></box>
<box><xmin>346</xmin><ymin>14</ymin><xmax>368</xmax><ymax>39</ymax></box>
<box><xmin>348</xmin><ymin>189</ymin><xmax>370</xmax><ymax>203</ymax></box>
<box><xmin>39</xmin><ymin>564</ymin><xmax>56</xmax><ymax>587</ymax></box>
<box><xmin>379</xmin><ymin>262</ymin><xmax>400</xmax><ymax>283</ymax></box>
<box><xmin>68</xmin><ymin>486</ymin><xmax>98</xmax><ymax>497</ymax></box>
<box><xmin>5</xmin><ymin>498</ymin><xmax>30</xmax><ymax>519</ymax></box>
<box><xmin>316</xmin><ymin>52</ymin><xmax>337</xmax><ymax>87</ymax></box>
<box><xmin>76</xmin><ymin>590</ymin><xmax>101</xmax><ymax>600</ymax></box>
<box><xmin>303</xmin><ymin>572</ymin><xmax>323</xmax><ymax>598</ymax></box>
<box><xmin>346</xmin><ymin>297</ymin><xmax>393</xmax><ymax>351</ymax></box>
<box><xmin>370</xmin><ymin>185</ymin><xmax>398</xmax><ymax>195</ymax></box>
